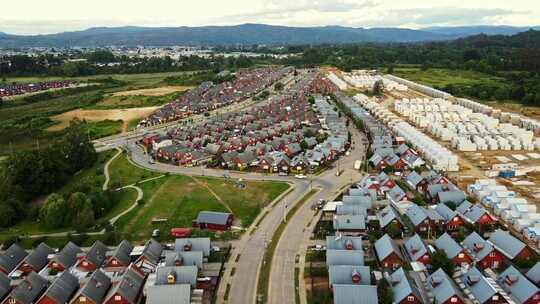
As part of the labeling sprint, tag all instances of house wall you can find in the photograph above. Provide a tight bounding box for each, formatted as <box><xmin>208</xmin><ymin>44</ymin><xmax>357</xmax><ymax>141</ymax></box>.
<box><xmin>104</xmin><ymin>293</ymin><xmax>132</xmax><ymax>304</ymax></box>
<box><xmin>479</xmin><ymin>250</ymin><xmax>505</xmax><ymax>269</ymax></box>
<box><xmin>451</xmin><ymin>251</ymin><xmax>473</xmax><ymax>265</ymax></box>
<box><xmin>1</xmin><ymin>296</ymin><xmax>23</xmax><ymax>304</ymax></box>
<box><xmin>17</xmin><ymin>262</ymin><xmax>38</xmax><ymax>275</ymax></box>
<box><xmin>419</xmin><ymin>254</ymin><xmax>431</xmax><ymax>266</ymax></box>
<box><xmin>78</xmin><ymin>259</ymin><xmax>97</xmax><ymax>272</ymax></box>
<box><xmin>524</xmin><ymin>292</ymin><xmax>540</xmax><ymax>304</ymax></box>
<box><xmin>47</xmin><ymin>260</ymin><xmax>66</xmax><ymax>273</ymax></box>
<box><xmin>442</xmin><ymin>296</ymin><xmax>465</xmax><ymax>304</ymax></box>
<box><xmin>483</xmin><ymin>293</ymin><xmax>508</xmax><ymax>304</ymax></box>
<box><xmin>477</xmin><ymin>214</ymin><xmax>496</xmax><ymax>226</ymax></box>
<box><xmin>36</xmin><ymin>295</ymin><xmax>58</xmax><ymax>304</ymax></box>
<box><xmin>398</xmin><ymin>294</ymin><xmax>422</xmax><ymax>304</ymax></box>
<box><xmin>381</xmin><ymin>252</ymin><xmax>403</xmax><ymax>269</ymax></box>
<box><xmin>104</xmin><ymin>258</ymin><xmax>128</xmax><ymax>269</ymax></box>
<box><xmin>446</xmin><ymin>216</ymin><xmax>464</xmax><ymax>231</ymax></box>
<box><xmin>71</xmin><ymin>296</ymin><xmax>97</xmax><ymax>304</ymax></box>
<box><xmin>516</xmin><ymin>247</ymin><xmax>534</xmax><ymax>261</ymax></box>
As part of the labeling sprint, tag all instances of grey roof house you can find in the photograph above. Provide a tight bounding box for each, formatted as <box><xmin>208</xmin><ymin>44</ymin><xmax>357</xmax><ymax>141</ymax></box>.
<box><xmin>498</xmin><ymin>266</ymin><xmax>540</xmax><ymax>304</ymax></box>
<box><xmin>329</xmin><ymin>265</ymin><xmax>371</xmax><ymax>287</ymax></box>
<box><xmin>326</xmin><ymin>236</ymin><xmax>363</xmax><ymax>251</ymax></box>
<box><xmin>37</xmin><ymin>271</ymin><xmax>79</xmax><ymax>304</ymax></box>
<box><xmin>174</xmin><ymin>238</ymin><xmax>211</xmax><ymax>257</ymax></box>
<box><xmin>326</xmin><ymin>250</ymin><xmax>364</xmax><ymax>267</ymax></box>
<box><xmin>333</xmin><ymin>284</ymin><xmax>378</xmax><ymax>304</ymax></box>
<box><xmin>155</xmin><ymin>265</ymin><xmax>198</xmax><ymax>288</ymax></box>
<box><xmin>428</xmin><ymin>268</ymin><xmax>463</xmax><ymax>304</ymax></box>
<box><xmin>0</xmin><ymin>244</ymin><xmax>27</xmax><ymax>274</ymax></box>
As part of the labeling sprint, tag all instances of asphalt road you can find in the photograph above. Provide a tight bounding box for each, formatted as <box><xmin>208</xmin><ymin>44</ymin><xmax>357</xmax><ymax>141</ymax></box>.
<box><xmin>267</xmin><ymin>125</ymin><xmax>368</xmax><ymax>304</ymax></box>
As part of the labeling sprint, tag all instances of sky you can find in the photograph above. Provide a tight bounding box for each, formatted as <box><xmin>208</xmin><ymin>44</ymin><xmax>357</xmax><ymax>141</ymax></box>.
<box><xmin>1</xmin><ymin>0</ymin><xmax>539</xmax><ymax>35</ymax></box>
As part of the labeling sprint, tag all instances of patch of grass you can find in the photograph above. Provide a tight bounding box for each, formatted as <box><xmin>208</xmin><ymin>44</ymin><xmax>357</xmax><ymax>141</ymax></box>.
<box><xmin>393</xmin><ymin>68</ymin><xmax>506</xmax><ymax>88</ymax></box>
<box><xmin>108</xmin><ymin>154</ymin><xmax>161</xmax><ymax>187</ymax></box>
<box><xmin>257</xmin><ymin>189</ymin><xmax>318</xmax><ymax>304</ymax></box>
<box><xmin>86</xmin><ymin>120</ymin><xmax>124</xmax><ymax>139</ymax></box>
<box><xmin>90</xmin><ymin>91</ymin><xmax>185</xmax><ymax>110</ymax></box>
<box><xmin>197</xmin><ymin>177</ymin><xmax>290</xmax><ymax>227</ymax></box>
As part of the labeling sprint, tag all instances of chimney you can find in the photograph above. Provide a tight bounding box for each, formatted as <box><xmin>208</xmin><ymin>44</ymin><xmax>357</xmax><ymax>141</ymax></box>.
<box><xmin>345</xmin><ymin>240</ymin><xmax>354</xmax><ymax>251</ymax></box>
<box><xmin>183</xmin><ymin>242</ymin><xmax>192</xmax><ymax>252</ymax></box>
<box><xmin>351</xmin><ymin>269</ymin><xmax>361</xmax><ymax>284</ymax></box>
<box><xmin>431</xmin><ymin>276</ymin><xmax>442</xmax><ymax>288</ymax></box>
<box><xmin>473</xmin><ymin>242</ymin><xmax>484</xmax><ymax>253</ymax></box>
<box><xmin>505</xmin><ymin>274</ymin><xmax>519</xmax><ymax>286</ymax></box>
<box><xmin>175</xmin><ymin>256</ymin><xmax>184</xmax><ymax>266</ymax></box>
<box><xmin>167</xmin><ymin>270</ymin><xmax>177</xmax><ymax>284</ymax></box>
<box><xmin>467</xmin><ymin>275</ymin><xmax>480</xmax><ymax>286</ymax></box>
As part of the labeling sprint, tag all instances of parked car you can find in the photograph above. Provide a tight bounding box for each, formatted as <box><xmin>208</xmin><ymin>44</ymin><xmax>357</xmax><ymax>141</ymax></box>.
<box><xmin>152</xmin><ymin>229</ymin><xmax>161</xmax><ymax>238</ymax></box>
<box><xmin>295</xmin><ymin>174</ymin><xmax>307</xmax><ymax>179</ymax></box>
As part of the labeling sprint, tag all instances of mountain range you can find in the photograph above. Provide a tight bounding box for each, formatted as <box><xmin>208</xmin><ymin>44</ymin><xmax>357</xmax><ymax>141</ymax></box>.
<box><xmin>0</xmin><ymin>23</ymin><xmax>539</xmax><ymax>47</ymax></box>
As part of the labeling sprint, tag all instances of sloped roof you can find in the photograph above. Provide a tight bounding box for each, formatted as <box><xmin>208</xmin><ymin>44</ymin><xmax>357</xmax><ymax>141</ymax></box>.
<box><xmin>377</xmin><ymin>205</ymin><xmax>399</xmax><ymax>228</ymax></box>
<box><xmin>163</xmin><ymin>250</ymin><xmax>203</xmax><ymax>269</ymax></box>
<box><xmin>84</xmin><ymin>241</ymin><xmax>108</xmax><ymax>267</ymax></box>
<box><xmin>155</xmin><ymin>266</ymin><xmax>198</xmax><ymax>287</ymax></box>
<box><xmin>109</xmin><ymin>240</ymin><xmax>134</xmax><ymax>266</ymax></box>
<box><xmin>404</xmin><ymin>234</ymin><xmax>429</xmax><ymax>262</ymax></box>
<box><xmin>526</xmin><ymin>262</ymin><xmax>540</xmax><ymax>285</ymax></box>
<box><xmin>456</xmin><ymin>200</ymin><xmax>473</xmax><ymax>214</ymax></box>
<box><xmin>0</xmin><ymin>272</ymin><xmax>11</xmax><ymax>301</ymax></box>
<box><xmin>342</xmin><ymin>196</ymin><xmax>372</xmax><ymax>208</ymax></box>
<box><xmin>329</xmin><ymin>265</ymin><xmax>371</xmax><ymax>286</ymax></box>
<box><xmin>174</xmin><ymin>238</ymin><xmax>211</xmax><ymax>256</ymax></box>
<box><xmin>141</xmin><ymin>239</ymin><xmax>164</xmax><ymax>265</ymax></box>
<box><xmin>146</xmin><ymin>284</ymin><xmax>191</xmax><ymax>304</ymax></box>
<box><xmin>390</xmin><ymin>267</ymin><xmax>422</xmax><ymax>303</ymax></box>
<box><xmin>40</xmin><ymin>271</ymin><xmax>78</xmax><ymax>304</ymax></box>
<box><xmin>438</xmin><ymin>190</ymin><xmax>466</xmax><ymax>205</ymax></box>
<box><xmin>0</xmin><ymin>243</ymin><xmax>27</xmax><ymax>273</ymax></box>
<box><xmin>428</xmin><ymin>268</ymin><xmax>462</xmax><ymax>304</ymax></box>
<box><xmin>406</xmin><ymin>171</ymin><xmax>424</xmax><ymax>188</ymax></box>
<box><xmin>434</xmin><ymin>203</ymin><xmax>458</xmax><ymax>222</ymax></box>
<box><xmin>326</xmin><ymin>250</ymin><xmax>364</xmax><ymax>267</ymax></box>
<box><xmin>333</xmin><ymin>215</ymin><xmax>365</xmax><ymax>231</ymax></box>
<box><xmin>489</xmin><ymin>229</ymin><xmax>527</xmax><ymax>259</ymax></box>
<box><xmin>406</xmin><ymin>204</ymin><xmax>428</xmax><ymax>226</ymax></box>
<box><xmin>462</xmin><ymin>267</ymin><xmax>498</xmax><ymax>304</ymax></box>
<box><xmin>104</xmin><ymin>266</ymin><xmax>146</xmax><ymax>304</ymax></box>
<box><xmin>498</xmin><ymin>266</ymin><xmax>539</xmax><ymax>303</ymax></box>
<box><xmin>463</xmin><ymin>205</ymin><xmax>490</xmax><ymax>223</ymax></box>
<box><xmin>53</xmin><ymin>241</ymin><xmax>82</xmax><ymax>269</ymax></box>
<box><xmin>74</xmin><ymin>270</ymin><xmax>111</xmax><ymax>303</ymax></box>
<box><xmin>196</xmin><ymin>211</ymin><xmax>232</xmax><ymax>225</ymax></box>
<box><xmin>435</xmin><ymin>233</ymin><xmax>464</xmax><ymax>259</ymax></box>
<box><xmin>6</xmin><ymin>272</ymin><xmax>48</xmax><ymax>304</ymax></box>
<box><xmin>462</xmin><ymin>232</ymin><xmax>494</xmax><ymax>261</ymax></box>
<box><xmin>22</xmin><ymin>243</ymin><xmax>53</xmax><ymax>271</ymax></box>
<box><xmin>326</xmin><ymin>236</ymin><xmax>364</xmax><ymax>251</ymax></box>
<box><xmin>387</xmin><ymin>186</ymin><xmax>406</xmax><ymax>203</ymax></box>
<box><xmin>336</xmin><ymin>204</ymin><xmax>367</xmax><ymax>216</ymax></box>
<box><xmin>374</xmin><ymin>234</ymin><xmax>403</xmax><ymax>262</ymax></box>
<box><xmin>333</xmin><ymin>284</ymin><xmax>378</xmax><ymax>304</ymax></box>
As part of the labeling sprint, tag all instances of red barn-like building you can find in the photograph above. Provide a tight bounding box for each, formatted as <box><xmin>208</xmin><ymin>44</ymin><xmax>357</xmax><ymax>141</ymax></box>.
<box><xmin>193</xmin><ymin>211</ymin><xmax>234</xmax><ymax>231</ymax></box>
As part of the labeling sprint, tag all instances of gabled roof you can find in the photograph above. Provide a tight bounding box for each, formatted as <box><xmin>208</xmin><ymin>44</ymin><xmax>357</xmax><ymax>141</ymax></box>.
<box><xmin>342</xmin><ymin>196</ymin><xmax>372</xmax><ymax>209</ymax></box>
<box><xmin>387</xmin><ymin>186</ymin><xmax>406</xmax><ymax>203</ymax></box>
<box><xmin>463</xmin><ymin>205</ymin><xmax>490</xmax><ymax>223</ymax></box>
<box><xmin>333</xmin><ymin>284</ymin><xmax>378</xmax><ymax>304</ymax></box>
<box><xmin>174</xmin><ymin>238</ymin><xmax>211</xmax><ymax>256</ymax></box>
<box><xmin>456</xmin><ymin>200</ymin><xmax>473</xmax><ymax>214</ymax></box>
<box><xmin>73</xmin><ymin>269</ymin><xmax>111</xmax><ymax>303</ymax></box>
<box><xmin>498</xmin><ymin>266</ymin><xmax>539</xmax><ymax>303</ymax></box>
<box><xmin>196</xmin><ymin>211</ymin><xmax>232</xmax><ymax>225</ymax></box>
<box><xmin>526</xmin><ymin>262</ymin><xmax>540</xmax><ymax>285</ymax></box>
<box><xmin>390</xmin><ymin>267</ymin><xmax>422</xmax><ymax>303</ymax></box>
<box><xmin>0</xmin><ymin>243</ymin><xmax>27</xmax><ymax>273</ymax></box>
<box><xmin>326</xmin><ymin>250</ymin><xmax>364</xmax><ymax>267</ymax></box>
<box><xmin>462</xmin><ymin>267</ymin><xmax>498</xmax><ymax>304</ymax></box>
<box><xmin>489</xmin><ymin>229</ymin><xmax>527</xmax><ymax>259</ymax></box>
<box><xmin>434</xmin><ymin>233</ymin><xmax>464</xmax><ymax>259</ymax></box>
<box><xmin>404</xmin><ymin>234</ymin><xmax>429</xmax><ymax>262</ymax></box>
<box><xmin>406</xmin><ymin>204</ymin><xmax>431</xmax><ymax>226</ymax></box>
<box><xmin>84</xmin><ymin>241</ymin><xmax>108</xmax><ymax>267</ymax></box>
<box><xmin>326</xmin><ymin>236</ymin><xmax>364</xmax><ymax>251</ymax></box>
<box><xmin>428</xmin><ymin>268</ymin><xmax>462</xmax><ymax>304</ymax></box>
<box><xmin>406</xmin><ymin>171</ymin><xmax>424</xmax><ymax>188</ymax></box>
<box><xmin>146</xmin><ymin>284</ymin><xmax>191</xmax><ymax>304</ymax></box>
<box><xmin>374</xmin><ymin>234</ymin><xmax>403</xmax><ymax>262</ymax></box>
<box><xmin>104</xmin><ymin>265</ymin><xmax>146</xmax><ymax>304</ymax></box>
<box><xmin>333</xmin><ymin>215</ymin><xmax>365</xmax><ymax>231</ymax></box>
<box><xmin>434</xmin><ymin>203</ymin><xmax>459</xmax><ymax>222</ymax></box>
<box><xmin>141</xmin><ymin>239</ymin><xmax>164</xmax><ymax>265</ymax></box>
<box><xmin>329</xmin><ymin>265</ymin><xmax>371</xmax><ymax>286</ymax></box>
<box><xmin>0</xmin><ymin>272</ymin><xmax>11</xmax><ymax>301</ymax></box>
<box><xmin>396</xmin><ymin>143</ymin><xmax>410</xmax><ymax>155</ymax></box>
<box><xmin>336</xmin><ymin>204</ymin><xmax>367</xmax><ymax>216</ymax></box>
<box><xmin>21</xmin><ymin>243</ymin><xmax>54</xmax><ymax>271</ymax></box>
<box><xmin>438</xmin><ymin>190</ymin><xmax>466</xmax><ymax>205</ymax></box>
<box><xmin>53</xmin><ymin>242</ymin><xmax>82</xmax><ymax>269</ymax></box>
<box><xmin>109</xmin><ymin>240</ymin><xmax>134</xmax><ymax>266</ymax></box>
<box><xmin>40</xmin><ymin>271</ymin><xmax>78</xmax><ymax>304</ymax></box>
<box><xmin>163</xmin><ymin>250</ymin><xmax>204</xmax><ymax>269</ymax></box>
<box><xmin>377</xmin><ymin>205</ymin><xmax>399</xmax><ymax>228</ymax></box>
<box><xmin>6</xmin><ymin>272</ymin><xmax>48</xmax><ymax>304</ymax></box>
<box><xmin>462</xmin><ymin>232</ymin><xmax>495</xmax><ymax>261</ymax></box>
<box><xmin>155</xmin><ymin>266</ymin><xmax>198</xmax><ymax>287</ymax></box>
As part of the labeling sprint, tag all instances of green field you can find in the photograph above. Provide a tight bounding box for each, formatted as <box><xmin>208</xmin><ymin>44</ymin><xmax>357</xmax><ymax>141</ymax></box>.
<box><xmin>108</xmin><ymin>154</ymin><xmax>162</xmax><ymax>187</ymax></box>
<box><xmin>394</xmin><ymin>68</ymin><xmax>506</xmax><ymax>88</ymax></box>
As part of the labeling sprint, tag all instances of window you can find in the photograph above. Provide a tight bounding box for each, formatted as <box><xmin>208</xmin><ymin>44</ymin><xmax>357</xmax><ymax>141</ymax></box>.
<box><xmin>112</xmin><ymin>260</ymin><xmax>118</xmax><ymax>265</ymax></box>
<box><xmin>458</xmin><ymin>253</ymin><xmax>464</xmax><ymax>258</ymax></box>
<box><xmin>82</xmin><ymin>261</ymin><xmax>88</xmax><ymax>266</ymax></box>
<box><xmin>80</xmin><ymin>297</ymin><xmax>87</xmax><ymax>302</ymax></box>
<box><xmin>450</xmin><ymin>297</ymin><xmax>458</xmax><ymax>303</ymax></box>
<box><xmin>492</xmin><ymin>295</ymin><xmax>499</xmax><ymax>301</ymax></box>
<box><xmin>490</xmin><ymin>252</ymin><xmax>497</xmax><ymax>257</ymax></box>
<box><xmin>115</xmin><ymin>295</ymin><xmax>122</xmax><ymax>301</ymax></box>
<box><xmin>407</xmin><ymin>296</ymin><xmax>415</xmax><ymax>302</ymax></box>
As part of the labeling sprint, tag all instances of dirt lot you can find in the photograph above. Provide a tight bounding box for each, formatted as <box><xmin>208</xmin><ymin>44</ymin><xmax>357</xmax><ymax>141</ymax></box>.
<box><xmin>47</xmin><ymin>106</ymin><xmax>158</xmax><ymax>132</ymax></box>
<box><xmin>112</xmin><ymin>86</ymin><xmax>193</xmax><ymax>97</ymax></box>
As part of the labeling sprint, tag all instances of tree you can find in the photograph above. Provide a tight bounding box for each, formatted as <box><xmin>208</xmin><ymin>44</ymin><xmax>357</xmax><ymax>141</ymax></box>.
<box><xmin>377</xmin><ymin>277</ymin><xmax>394</xmax><ymax>304</ymax></box>
<box><xmin>386</xmin><ymin>65</ymin><xmax>394</xmax><ymax>74</ymax></box>
<box><xmin>443</xmin><ymin>201</ymin><xmax>457</xmax><ymax>211</ymax></box>
<box><xmin>300</xmin><ymin>139</ymin><xmax>308</xmax><ymax>150</ymax></box>
<box><xmin>67</xmin><ymin>192</ymin><xmax>95</xmax><ymax>230</ymax></box>
<box><xmin>431</xmin><ymin>250</ymin><xmax>455</xmax><ymax>275</ymax></box>
<box><xmin>373</xmin><ymin>80</ymin><xmax>384</xmax><ymax>96</ymax></box>
<box><xmin>40</xmin><ymin>193</ymin><xmax>68</xmax><ymax>228</ymax></box>
<box><xmin>0</xmin><ymin>202</ymin><xmax>17</xmax><ymax>228</ymax></box>
<box><xmin>387</xmin><ymin>222</ymin><xmax>402</xmax><ymax>239</ymax></box>
<box><xmin>274</xmin><ymin>82</ymin><xmax>284</xmax><ymax>91</ymax></box>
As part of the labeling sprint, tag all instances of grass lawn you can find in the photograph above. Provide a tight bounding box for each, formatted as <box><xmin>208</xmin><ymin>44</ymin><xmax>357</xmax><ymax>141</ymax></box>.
<box><xmin>108</xmin><ymin>154</ymin><xmax>162</xmax><ymax>187</ymax></box>
<box><xmin>89</xmin><ymin>91</ymin><xmax>185</xmax><ymax>110</ymax></box>
<box><xmin>86</xmin><ymin>120</ymin><xmax>124</xmax><ymax>140</ymax></box>
<box><xmin>393</xmin><ymin>67</ymin><xmax>506</xmax><ymax>88</ymax></box>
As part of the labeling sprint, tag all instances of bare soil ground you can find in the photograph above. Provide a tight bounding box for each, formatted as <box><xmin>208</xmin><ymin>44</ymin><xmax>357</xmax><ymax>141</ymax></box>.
<box><xmin>112</xmin><ymin>86</ymin><xmax>193</xmax><ymax>97</ymax></box>
<box><xmin>47</xmin><ymin>106</ymin><xmax>158</xmax><ymax>132</ymax></box>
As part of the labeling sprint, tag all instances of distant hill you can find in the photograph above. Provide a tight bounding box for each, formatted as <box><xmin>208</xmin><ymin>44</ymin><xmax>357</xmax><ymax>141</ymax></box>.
<box><xmin>0</xmin><ymin>23</ymin><xmax>538</xmax><ymax>47</ymax></box>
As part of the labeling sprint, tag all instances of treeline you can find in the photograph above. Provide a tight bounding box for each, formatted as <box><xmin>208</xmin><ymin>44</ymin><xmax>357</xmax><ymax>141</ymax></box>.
<box><xmin>0</xmin><ymin>50</ymin><xmax>258</xmax><ymax>78</ymax></box>
<box><xmin>0</xmin><ymin>120</ymin><xmax>97</xmax><ymax>227</ymax></box>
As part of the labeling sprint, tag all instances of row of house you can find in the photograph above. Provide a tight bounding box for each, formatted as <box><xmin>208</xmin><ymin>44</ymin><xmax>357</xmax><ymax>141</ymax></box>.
<box><xmin>0</xmin><ymin>237</ymin><xmax>220</xmax><ymax>304</ymax></box>
<box><xmin>0</xmin><ymin>80</ymin><xmax>76</xmax><ymax>98</ymax></box>
<box><xmin>140</xmin><ymin>67</ymin><xmax>292</xmax><ymax>126</ymax></box>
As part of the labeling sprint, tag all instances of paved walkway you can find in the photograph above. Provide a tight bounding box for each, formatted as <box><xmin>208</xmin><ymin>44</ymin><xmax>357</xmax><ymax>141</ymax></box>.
<box><xmin>102</xmin><ymin>148</ymin><xmax>122</xmax><ymax>191</ymax></box>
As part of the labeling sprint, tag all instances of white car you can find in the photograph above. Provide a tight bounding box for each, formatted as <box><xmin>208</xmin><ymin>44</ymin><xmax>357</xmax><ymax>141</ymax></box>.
<box><xmin>295</xmin><ymin>174</ymin><xmax>307</xmax><ymax>179</ymax></box>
